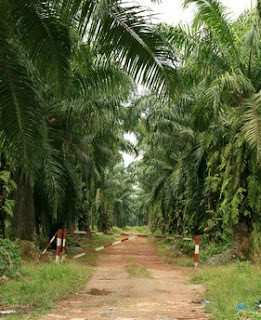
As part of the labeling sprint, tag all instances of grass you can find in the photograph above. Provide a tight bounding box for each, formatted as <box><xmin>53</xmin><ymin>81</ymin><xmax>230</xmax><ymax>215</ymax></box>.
<box><xmin>82</xmin><ymin>234</ymin><xmax>117</xmax><ymax>250</ymax></box>
<box><xmin>126</xmin><ymin>264</ymin><xmax>152</xmax><ymax>278</ymax></box>
<box><xmin>120</xmin><ymin>226</ymin><xmax>152</xmax><ymax>235</ymax></box>
<box><xmin>112</xmin><ymin>225</ymin><xmax>164</xmax><ymax>236</ymax></box>
<box><xmin>0</xmin><ymin>233</ymin><xmax>121</xmax><ymax>319</ymax></box>
<box><xmin>193</xmin><ymin>262</ymin><xmax>261</xmax><ymax>320</ymax></box>
<box><xmin>151</xmin><ymin>238</ymin><xmax>194</xmax><ymax>267</ymax></box>
<box><xmin>0</xmin><ymin>262</ymin><xmax>94</xmax><ymax>319</ymax></box>
<box><xmin>65</xmin><ymin>233</ymin><xmax>118</xmax><ymax>265</ymax></box>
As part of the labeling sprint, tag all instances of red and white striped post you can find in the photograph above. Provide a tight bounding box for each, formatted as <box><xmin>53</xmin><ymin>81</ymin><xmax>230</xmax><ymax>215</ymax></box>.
<box><xmin>56</xmin><ymin>229</ymin><xmax>63</xmax><ymax>263</ymax></box>
<box><xmin>61</xmin><ymin>229</ymin><xmax>67</xmax><ymax>261</ymax></box>
<box><xmin>194</xmin><ymin>235</ymin><xmax>201</xmax><ymax>269</ymax></box>
<box><xmin>62</xmin><ymin>230</ymin><xmax>67</xmax><ymax>254</ymax></box>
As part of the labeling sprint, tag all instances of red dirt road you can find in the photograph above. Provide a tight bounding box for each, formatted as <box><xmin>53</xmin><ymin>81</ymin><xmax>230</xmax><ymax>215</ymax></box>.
<box><xmin>41</xmin><ymin>237</ymin><xmax>208</xmax><ymax>320</ymax></box>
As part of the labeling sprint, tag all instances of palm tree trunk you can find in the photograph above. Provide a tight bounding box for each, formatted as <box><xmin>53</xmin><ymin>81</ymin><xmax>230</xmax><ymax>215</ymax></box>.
<box><xmin>0</xmin><ymin>153</ymin><xmax>6</xmax><ymax>238</ymax></box>
<box><xmin>0</xmin><ymin>208</ymin><xmax>5</xmax><ymax>238</ymax></box>
<box><xmin>78</xmin><ymin>208</ymin><xmax>90</xmax><ymax>231</ymax></box>
<box><xmin>13</xmin><ymin>174</ymin><xmax>36</xmax><ymax>240</ymax></box>
<box><xmin>233</xmin><ymin>220</ymin><xmax>251</xmax><ymax>258</ymax></box>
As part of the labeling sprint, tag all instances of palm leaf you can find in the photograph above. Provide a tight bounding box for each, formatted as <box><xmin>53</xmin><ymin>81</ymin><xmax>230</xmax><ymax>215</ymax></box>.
<box><xmin>9</xmin><ymin>0</ymin><xmax>72</xmax><ymax>95</ymax></box>
<box><xmin>184</xmin><ymin>0</ymin><xmax>240</xmax><ymax>63</ymax></box>
<box><xmin>0</xmin><ymin>13</ymin><xmax>46</xmax><ymax>177</ymax></box>
<box><xmin>241</xmin><ymin>93</ymin><xmax>261</xmax><ymax>160</ymax></box>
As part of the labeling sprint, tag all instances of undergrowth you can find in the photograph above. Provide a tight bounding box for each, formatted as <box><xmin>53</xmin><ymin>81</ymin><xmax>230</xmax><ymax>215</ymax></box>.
<box><xmin>0</xmin><ymin>239</ymin><xmax>21</xmax><ymax>277</ymax></box>
<box><xmin>0</xmin><ymin>262</ymin><xmax>94</xmax><ymax>315</ymax></box>
<box><xmin>122</xmin><ymin>226</ymin><xmax>152</xmax><ymax>235</ymax></box>
<box><xmin>193</xmin><ymin>262</ymin><xmax>261</xmax><ymax>320</ymax></box>
<box><xmin>151</xmin><ymin>238</ymin><xmax>194</xmax><ymax>267</ymax></box>
<box><xmin>65</xmin><ymin>233</ymin><xmax>118</xmax><ymax>265</ymax></box>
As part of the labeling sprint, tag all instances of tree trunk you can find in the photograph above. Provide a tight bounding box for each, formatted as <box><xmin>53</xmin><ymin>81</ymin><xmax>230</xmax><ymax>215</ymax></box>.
<box><xmin>0</xmin><ymin>153</ymin><xmax>6</xmax><ymax>238</ymax></box>
<box><xmin>13</xmin><ymin>175</ymin><xmax>36</xmax><ymax>240</ymax></box>
<box><xmin>233</xmin><ymin>221</ymin><xmax>251</xmax><ymax>258</ymax></box>
<box><xmin>0</xmin><ymin>208</ymin><xmax>5</xmax><ymax>238</ymax></box>
<box><xmin>78</xmin><ymin>208</ymin><xmax>90</xmax><ymax>231</ymax></box>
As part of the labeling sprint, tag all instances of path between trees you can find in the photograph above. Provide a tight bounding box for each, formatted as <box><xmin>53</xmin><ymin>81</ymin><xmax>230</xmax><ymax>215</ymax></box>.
<box><xmin>41</xmin><ymin>237</ymin><xmax>208</xmax><ymax>320</ymax></box>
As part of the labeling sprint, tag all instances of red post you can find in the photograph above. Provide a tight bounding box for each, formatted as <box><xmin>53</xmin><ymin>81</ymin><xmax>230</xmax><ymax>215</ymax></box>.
<box><xmin>194</xmin><ymin>235</ymin><xmax>201</xmax><ymax>269</ymax></box>
<box><xmin>62</xmin><ymin>229</ymin><xmax>67</xmax><ymax>254</ymax></box>
<box><xmin>56</xmin><ymin>229</ymin><xmax>63</xmax><ymax>263</ymax></box>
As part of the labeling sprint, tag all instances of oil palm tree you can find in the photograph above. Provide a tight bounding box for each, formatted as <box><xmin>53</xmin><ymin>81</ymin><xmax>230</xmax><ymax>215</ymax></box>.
<box><xmin>136</xmin><ymin>0</ymin><xmax>261</xmax><ymax>250</ymax></box>
<box><xmin>0</xmin><ymin>0</ymin><xmax>178</xmax><ymax>238</ymax></box>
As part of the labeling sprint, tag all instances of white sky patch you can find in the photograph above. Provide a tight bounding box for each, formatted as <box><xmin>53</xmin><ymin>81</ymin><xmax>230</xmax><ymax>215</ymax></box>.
<box><xmin>137</xmin><ymin>0</ymin><xmax>255</xmax><ymax>25</ymax></box>
<box><xmin>123</xmin><ymin>0</ymin><xmax>255</xmax><ymax>166</ymax></box>
<box><xmin>122</xmin><ymin>133</ymin><xmax>142</xmax><ymax>166</ymax></box>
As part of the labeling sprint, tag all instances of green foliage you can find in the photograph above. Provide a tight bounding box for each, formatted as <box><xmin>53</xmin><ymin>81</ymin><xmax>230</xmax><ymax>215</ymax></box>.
<box><xmin>0</xmin><ymin>262</ymin><xmax>94</xmax><ymax>310</ymax></box>
<box><xmin>151</xmin><ymin>238</ymin><xmax>194</xmax><ymax>267</ymax></box>
<box><xmin>135</xmin><ymin>2</ymin><xmax>261</xmax><ymax>245</ymax></box>
<box><xmin>175</xmin><ymin>240</ymin><xmax>195</xmax><ymax>255</ymax></box>
<box><xmin>200</xmin><ymin>242</ymin><xmax>232</xmax><ymax>263</ymax></box>
<box><xmin>0</xmin><ymin>0</ymin><xmax>177</xmax><ymax>240</ymax></box>
<box><xmin>112</xmin><ymin>226</ymin><xmax>123</xmax><ymax>234</ymax></box>
<box><xmin>250</xmin><ymin>225</ymin><xmax>261</xmax><ymax>264</ymax></box>
<box><xmin>135</xmin><ymin>226</ymin><xmax>151</xmax><ymax>235</ymax></box>
<box><xmin>193</xmin><ymin>262</ymin><xmax>261</xmax><ymax>320</ymax></box>
<box><xmin>0</xmin><ymin>239</ymin><xmax>21</xmax><ymax>276</ymax></box>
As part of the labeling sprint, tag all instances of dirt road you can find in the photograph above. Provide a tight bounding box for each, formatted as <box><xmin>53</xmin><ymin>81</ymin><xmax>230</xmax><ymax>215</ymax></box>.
<box><xmin>41</xmin><ymin>237</ymin><xmax>207</xmax><ymax>320</ymax></box>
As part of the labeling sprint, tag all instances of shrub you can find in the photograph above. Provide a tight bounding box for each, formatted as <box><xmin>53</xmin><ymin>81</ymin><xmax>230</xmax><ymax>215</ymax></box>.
<box><xmin>193</xmin><ymin>262</ymin><xmax>261</xmax><ymax>320</ymax></box>
<box><xmin>200</xmin><ymin>241</ymin><xmax>231</xmax><ymax>263</ymax></box>
<box><xmin>0</xmin><ymin>239</ymin><xmax>22</xmax><ymax>277</ymax></box>
<box><xmin>135</xmin><ymin>226</ymin><xmax>151</xmax><ymax>235</ymax></box>
<box><xmin>0</xmin><ymin>262</ymin><xmax>94</xmax><ymax>309</ymax></box>
<box><xmin>112</xmin><ymin>226</ymin><xmax>123</xmax><ymax>234</ymax></box>
<box><xmin>175</xmin><ymin>239</ymin><xmax>195</xmax><ymax>255</ymax></box>
<box><xmin>18</xmin><ymin>240</ymin><xmax>39</xmax><ymax>261</ymax></box>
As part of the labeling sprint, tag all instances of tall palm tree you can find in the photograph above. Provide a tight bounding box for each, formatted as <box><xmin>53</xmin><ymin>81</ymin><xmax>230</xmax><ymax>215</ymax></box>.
<box><xmin>0</xmin><ymin>0</ymin><xmax>178</xmax><ymax>239</ymax></box>
<box><xmin>135</xmin><ymin>0</ymin><xmax>261</xmax><ymax>251</ymax></box>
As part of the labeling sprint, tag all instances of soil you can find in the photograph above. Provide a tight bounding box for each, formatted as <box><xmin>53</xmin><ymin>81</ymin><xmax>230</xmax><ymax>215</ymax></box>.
<box><xmin>40</xmin><ymin>237</ymin><xmax>208</xmax><ymax>320</ymax></box>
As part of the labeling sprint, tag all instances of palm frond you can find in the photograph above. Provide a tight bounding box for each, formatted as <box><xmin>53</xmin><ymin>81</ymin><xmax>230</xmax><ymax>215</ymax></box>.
<box><xmin>89</xmin><ymin>3</ymin><xmax>178</xmax><ymax>94</ymax></box>
<box><xmin>0</xmin><ymin>13</ymin><xmax>46</xmax><ymax>177</ymax></box>
<box><xmin>184</xmin><ymin>0</ymin><xmax>239</xmax><ymax>62</ymax></box>
<box><xmin>10</xmin><ymin>0</ymin><xmax>72</xmax><ymax>95</ymax></box>
<box><xmin>241</xmin><ymin>92</ymin><xmax>261</xmax><ymax>160</ymax></box>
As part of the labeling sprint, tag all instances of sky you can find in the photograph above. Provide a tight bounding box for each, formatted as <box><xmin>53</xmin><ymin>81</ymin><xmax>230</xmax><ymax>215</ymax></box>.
<box><xmin>137</xmin><ymin>0</ymin><xmax>255</xmax><ymax>25</ymax></box>
<box><xmin>123</xmin><ymin>0</ymin><xmax>255</xmax><ymax>166</ymax></box>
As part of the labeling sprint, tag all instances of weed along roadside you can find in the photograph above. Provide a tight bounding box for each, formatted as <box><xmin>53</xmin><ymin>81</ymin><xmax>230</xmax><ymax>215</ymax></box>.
<box><xmin>0</xmin><ymin>263</ymin><xmax>94</xmax><ymax>318</ymax></box>
<box><xmin>152</xmin><ymin>236</ymin><xmax>261</xmax><ymax>320</ymax></box>
<box><xmin>2</xmin><ymin>227</ymin><xmax>261</xmax><ymax>320</ymax></box>
<box><xmin>1</xmin><ymin>0</ymin><xmax>261</xmax><ymax>319</ymax></box>
<box><xmin>0</xmin><ymin>234</ymin><xmax>119</xmax><ymax>319</ymax></box>
<box><xmin>192</xmin><ymin>262</ymin><xmax>261</xmax><ymax>320</ymax></box>
<box><xmin>39</xmin><ymin>234</ymin><xmax>208</xmax><ymax>320</ymax></box>
<box><xmin>0</xmin><ymin>228</ymin><xmax>205</xmax><ymax>320</ymax></box>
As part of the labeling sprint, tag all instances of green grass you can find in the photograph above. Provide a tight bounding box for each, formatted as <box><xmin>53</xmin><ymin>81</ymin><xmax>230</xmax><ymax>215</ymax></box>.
<box><xmin>112</xmin><ymin>226</ymin><xmax>123</xmax><ymax>234</ymax></box>
<box><xmin>193</xmin><ymin>262</ymin><xmax>261</xmax><ymax>320</ymax></box>
<box><xmin>0</xmin><ymin>234</ymin><xmax>119</xmax><ymax>319</ymax></box>
<box><xmin>150</xmin><ymin>236</ymin><xmax>261</xmax><ymax>319</ymax></box>
<box><xmin>0</xmin><ymin>262</ymin><xmax>94</xmax><ymax>317</ymax></box>
<box><xmin>122</xmin><ymin>226</ymin><xmax>152</xmax><ymax>235</ymax></box>
<box><xmin>65</xmin><ymin>233</ymin><xmax>118</xmax><ymax>265</ymax></box>
<box><xmin>126</xmin><ymin>264</ymin><xmax>152</xmax><ymax>278</ymax></box>
<box><xmin>151</xmin><ymin>238</ymin><xmax>194</xmax><ymax>267</ymax></box>
<box><xmin>82</xmin><ymin>234</ymin><xmax>117</xmax><ymax>250</ymax></box>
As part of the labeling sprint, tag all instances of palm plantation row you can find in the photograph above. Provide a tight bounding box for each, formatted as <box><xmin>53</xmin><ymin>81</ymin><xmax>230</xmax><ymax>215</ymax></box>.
<box><xmin>0</xmin><ymin>0</ymin><xmax>175</xmax><ymax>239</ymax></box>
<box><xmin>0</xmin><ymin>0</ymin><xmax>261</xmax><ymax>254</ymax></box>
<box><xmin>137</xmin><ymin>0</ymin><xmax>261</xmax><ymax>252</ymax></box>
